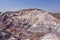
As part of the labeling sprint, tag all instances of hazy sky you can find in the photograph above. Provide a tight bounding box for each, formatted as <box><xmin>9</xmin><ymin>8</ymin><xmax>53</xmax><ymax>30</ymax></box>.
<box><xmin>0</xmin><ymin>0</ymin><xmax>60</xmax><ymax>13</ymax></box>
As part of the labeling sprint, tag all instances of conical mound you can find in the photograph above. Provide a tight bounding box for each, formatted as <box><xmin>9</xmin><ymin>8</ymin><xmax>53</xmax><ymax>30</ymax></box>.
<box><xmin>0</xmin><ymin>8</ymin><xmax>60</xmax><ymax>40</ymax></box>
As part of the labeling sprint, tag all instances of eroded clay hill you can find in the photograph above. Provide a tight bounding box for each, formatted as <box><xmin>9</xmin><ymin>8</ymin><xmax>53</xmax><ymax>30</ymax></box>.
<box><xmin>0</xmin><ymin>8</ymin><xmax>60</xmax><ymax>40</ymax></box>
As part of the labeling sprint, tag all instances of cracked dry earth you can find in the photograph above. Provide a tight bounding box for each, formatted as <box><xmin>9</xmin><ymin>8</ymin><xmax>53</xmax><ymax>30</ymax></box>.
<box><xmin>0</xmin><ymin>8</ymin><xmax>60</xmax><ymax>40</ymax></box>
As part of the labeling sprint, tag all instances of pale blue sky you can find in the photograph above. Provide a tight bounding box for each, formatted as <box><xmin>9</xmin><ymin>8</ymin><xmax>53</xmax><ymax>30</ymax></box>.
<box><xmin>0</xmin><ymin>0</ymin><xmax>60</xmax><ymax>13</ymax></box>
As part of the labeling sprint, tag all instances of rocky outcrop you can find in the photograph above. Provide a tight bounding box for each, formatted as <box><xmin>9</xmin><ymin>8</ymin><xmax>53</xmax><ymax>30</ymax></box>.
<box><xmin>0</xmin><ymin>8</ymin><xmax>60</xmax><ymax>40</ymax></box>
